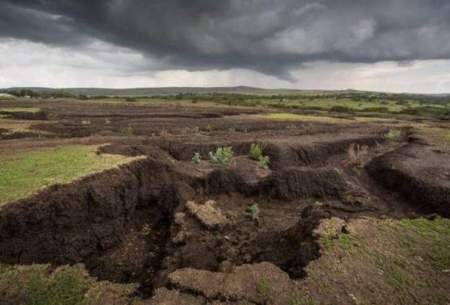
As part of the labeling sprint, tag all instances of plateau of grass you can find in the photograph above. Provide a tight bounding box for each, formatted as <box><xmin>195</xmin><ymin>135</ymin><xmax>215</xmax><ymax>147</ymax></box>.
<box><xmin>0</xmin><ymin>107</ymin><xmax>41</xmax><ymax>113</ymax></box>
<box><xmin>0</xmin><ymin>264</ymin><xmax>137</xmax><ymax>305</ymax></box>
<box><xmin>0</xmin><ymin>145</ymin><xmax>140</xmax><ymax>206</ymax></box>
<box><xmin>304</xmin><ymin>217</ymin><xmax>450</xmax><ymax>305</ymax></box>
<box><xmin>0</xmin><ymin>118</ymin><xmax>36</xmax><ymax>132</ymax></box>
<box><xmin>0</xmin><ymin>265</ymin><xmax>89</xmax><ymax>305</ymax></box>
<box><xmin>262</xmin><ymin>113</ymin><xmax>348</xmax><ymax>124</ymax></box>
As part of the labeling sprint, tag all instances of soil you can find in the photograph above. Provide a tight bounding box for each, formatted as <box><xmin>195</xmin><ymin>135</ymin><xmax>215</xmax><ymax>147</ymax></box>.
<box><xmin>0</xmin><ymin>99</ymin><xmax>449</xmax><ymax>304</ymax></box>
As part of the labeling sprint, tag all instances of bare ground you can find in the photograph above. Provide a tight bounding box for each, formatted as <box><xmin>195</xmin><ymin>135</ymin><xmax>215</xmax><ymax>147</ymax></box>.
<box><xmin>0</xmin><ymin>99</ymin><xmax>449</xmax><ymax>305</ymax></box>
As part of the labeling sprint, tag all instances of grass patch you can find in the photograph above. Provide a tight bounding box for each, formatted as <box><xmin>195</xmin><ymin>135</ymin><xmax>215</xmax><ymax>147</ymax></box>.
<box><xmin>384</xmin><ymin>129</ymin><xmax>401</xmax><ymax>141</ymax></box>
<box><xmin>0</xmin><ymin>107</ymin><xmax>41</xmax><ymax>113</ymax></box>
<box><xmin>375</xmin><ymin>256</ymin><xmax>411</xmax><ymax>288</ymax></box>
<box><xmin>0</xmin><ymin>265</ymin><xmax>89</xmax><ymax>305</ymax></box>
<box><xmin>308</xmin><ymin>217</ymin><xmax>450</xmax><ymax>304</ymax></box>
<box><xmin>262</xmin><ymin>113</ymin><xmax>347</xmax><ymax>123</ymax></box>
<box><xmin>0</xmin><ymin>264</ymin><xmax>138</xmax><ymax>305</ymax></box>
<box><xmin>0</xmin><ymin>145</ymin><xmax>140</xmax><ymax>206</ymax></box>
<box><xmin>398</xmin><ymin>217</ymin><xmax>450</xmax><ymax>270</ymax></box>
<box><xmin>0</xmin><ymin>118</ymin><xmax>37</xmax><ymax>133</ymax></box>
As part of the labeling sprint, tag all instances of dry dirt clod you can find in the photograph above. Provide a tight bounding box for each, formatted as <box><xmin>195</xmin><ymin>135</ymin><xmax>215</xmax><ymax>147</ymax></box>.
<box><xmin>172</xmin><ymin>231</ymin><xmax>188</xmax><ymax>244</ymax></box>
<box><xmin>186</xmin><ymin>200</ymin><xmax>230</xmax><ymax>229</ymax></box>
<box><xmin>146</xmin><ymin>287</ymin><xmax>205</xmax><ymax>305</ymax></box>
<box><xmin>168</xmin><ymin>262</ymin><xmax>294</xmax><ymax>305</ymax></box>
<box><xmin>174</xmin><ymin>212</ymin><xmax>186</xmax><ymax>226</ymax></box>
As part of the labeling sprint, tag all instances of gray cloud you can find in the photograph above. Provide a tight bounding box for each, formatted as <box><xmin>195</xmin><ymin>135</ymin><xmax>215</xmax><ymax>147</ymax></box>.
<box><xmin>1</xmin><ymin>0</ymin><xmax>450</xmax><ymax>79</ymax></box>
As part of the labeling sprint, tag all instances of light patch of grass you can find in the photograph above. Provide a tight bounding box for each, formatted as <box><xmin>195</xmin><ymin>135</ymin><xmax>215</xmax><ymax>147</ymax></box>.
<box><xmin>398</xmin><ymin>217</ymin><xmax>450</xmax><ymax>270</ymax></box>
<box><xmin>0</xmin><ymin>107</ymin><xmax>41</xmax><ymax>113</ymax></box>
<box><xmin>261</xmin><ymin>112</ymin><xmax>395</xmax><ymax>124</ymax></box>
<box><xmin>0</xmin><ymin>118</ymin><xmax>36</xmax><ymax>132</ymax></box>
<box><xmin>0</xmin><ymin>265</ymin><xmax>89</xmax><ymax>305</ymax></box>
<box><xmin>384</xmin><ymin>129</ymin><xmax>401</xmax><ymax>141</ymax></box>
<box><xmin>375</xmin><ymin>256</ymin><xmax>411</xmax><ymax>288</ymax></box>
<box><xmin>256</xmin><ymin>278</ymin><xmax>271</xmax><ymax>303</ymax></box>
<box><xmin>262</xmin><ymin>113</ymin><xmax>348</xmax><ymax>124</ymax></box>
<box><xmin>0</xmin><ymin>145</ymin><xmax>141</xmax><ymax>206</ymax></box>
<box><xmin>305</xmin><ymin>217</ymin><xmax>450</xmax><ymax>304</ymax></box>
<box><xmin>289</xmin><ymin>293</ymin><xmax>316</xmax><ymax>305</ymax></box>
<box><xmin>0</xmin><ymin>264</ymin><xmax>137</xmax><ymax>305</ymax></box>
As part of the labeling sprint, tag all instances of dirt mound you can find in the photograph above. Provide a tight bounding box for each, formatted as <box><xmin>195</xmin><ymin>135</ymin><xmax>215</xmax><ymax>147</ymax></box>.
<box><xmin>164</xmin><ymin>262</ymin><xmax>295</xmax><ymax>305</ymax></box>
<box><xmin>367</xmin><ymin>144</ymin><xmax>450</xmax><ymax>216</ymax></box>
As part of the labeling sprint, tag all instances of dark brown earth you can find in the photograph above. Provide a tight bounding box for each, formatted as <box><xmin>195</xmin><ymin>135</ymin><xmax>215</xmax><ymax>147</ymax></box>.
<box><xmin>0</xmin><ymin>99</ymin><xmax>449</xmax><ymax>304</ymax></box>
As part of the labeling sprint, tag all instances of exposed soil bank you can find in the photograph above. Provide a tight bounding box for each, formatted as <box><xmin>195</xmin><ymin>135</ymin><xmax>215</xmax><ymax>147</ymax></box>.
<box><xmin>265</xmin><ymin>134</ymin><xmax>384</xmax><ymax>169</ymax></box>
<box><xmin>367</xmin><ymin>143</ymin><xmax>450</xmax><ymax>217</ymax></box>
<box><xmin>0</xmin><ymin>158</ymin><xmax>193</xmax><ymax>289</ymax></box>
<box><xmin>0</xmin><ymin>150</ymin><xmax>343</xmax><ymax>294</ymax></box>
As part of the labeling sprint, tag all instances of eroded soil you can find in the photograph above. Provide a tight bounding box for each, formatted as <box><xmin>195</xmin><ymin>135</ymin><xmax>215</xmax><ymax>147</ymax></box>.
<box><xmin>0</xmin><ymin>100</ymin><xmax>449</xmax><ymax>304</ymax></box>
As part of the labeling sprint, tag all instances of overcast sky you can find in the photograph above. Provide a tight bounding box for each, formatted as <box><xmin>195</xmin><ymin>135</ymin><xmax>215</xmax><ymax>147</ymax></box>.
<box><xmin>1</xmin><ymin>0</ymin><xmax>450</xmax><ymax>93</ymax></box>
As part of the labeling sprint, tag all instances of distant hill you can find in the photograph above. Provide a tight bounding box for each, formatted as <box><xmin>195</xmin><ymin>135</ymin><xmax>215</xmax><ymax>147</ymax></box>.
<box><xmin>3</xmin><ymin>86</ymin><xmax>306</xmax><ymax>97</ymax></box>
<box><xmin>2</xmin><ymin>86</ymin><xmax>449</xmax><ymax>98</ymax></box>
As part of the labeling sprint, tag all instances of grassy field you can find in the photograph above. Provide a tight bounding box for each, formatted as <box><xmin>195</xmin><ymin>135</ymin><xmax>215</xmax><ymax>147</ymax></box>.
<box><xmin>0</xmin><ymin>264</ymin><xmax>135</xmax><ymax>305</ymax></box>
<box><xmin>261</xmin><ymin>113</ymin><xmax>350</xmax><ymax>124</ymax></box>
<box><xmin>0</xmin><ymin>145</ymin><xmax>140</xmax><ymax>206</ymax></box>
<box><xmin>301</xmin><ymin>217</ymin><xmax>450</xmax><ymax>305</ymax></box>
<box><xmin>0</xmin><ymin>107</ymin><xmax>41</xmax><ymax>113</ymax></box>
<box><xmin>261</xmin><ymin>112</ymin><xmax>397</xmax><ymax>124</ymax></box>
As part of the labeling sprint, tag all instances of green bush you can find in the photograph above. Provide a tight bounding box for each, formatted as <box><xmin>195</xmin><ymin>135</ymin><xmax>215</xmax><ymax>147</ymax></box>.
<box><xmin>209</xmin><ymin>147</ymin><xmax>233</xmax><ymax>165</ymax></box>
<box><xmin>246</xmin><ymin>203</ymin><xmax>260</xmax><ymax>222</ymax></box>
<box><xmin>384</xmin><ymin>129</ymin><xmax>401</xmax><ymax>141</ymax></box>
<box><xmin>249</xmin><ymin>143</ymin><xmax>263</xmax><ymax>160</ymax></box>
<box><xmin>192</xmin><ymin>152</ymin><xmax>201</xmax><ymax>165</ymax></box>
<box><xmin>258</xmin><ymin>155</ymin><xmax>270</xmax><ymax>169</ymax></box>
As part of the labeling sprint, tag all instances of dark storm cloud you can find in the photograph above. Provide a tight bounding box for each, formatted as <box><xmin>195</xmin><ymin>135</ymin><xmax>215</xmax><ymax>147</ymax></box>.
<box><xmin>1</xmin><ymin>0</ymin><xmax>449</xmax><ymax>78</ymax></box>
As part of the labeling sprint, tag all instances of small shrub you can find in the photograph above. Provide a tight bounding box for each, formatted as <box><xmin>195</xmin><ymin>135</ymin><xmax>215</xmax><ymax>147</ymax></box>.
<box><xmin>209</xmin><ymin>147</ymin><xmax>233</xmax><ymax>165</ymax></box>
<box><xmin>384</xmin><ymin>129</ymin><xmax>401</xmax><ymax>141</ymax></box>
<box><xmin>256</xmin><ymin>278</ymin><xmax>271</xmax><ymax>302</ymax></box>
<box><xmin>246</xmin><ymin>203</ymin><xmax>260</xmax><ymax>222</ymax></box>
<box><xmin>192</xmin><ymin>152</ymin><xmax>201</xmax><ymax>165</ymax></box>
<box><xmin>119</xmin><ymin>126</ymin><xmax>134</xmax><ymax>136</ymax></box>
<box><xmin>258</xmin><ymin>155</ymin><xmax>270</xmax><ymax>169</ymax></box>
<box><xmin>249</xmin><ymin>143</ymin><xmax>264</xmax><ymax>160</ymax></box>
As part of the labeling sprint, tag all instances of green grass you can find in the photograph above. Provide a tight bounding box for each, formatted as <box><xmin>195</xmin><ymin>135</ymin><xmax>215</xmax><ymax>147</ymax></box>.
<box><xmin>384</xmin><ymin>129</ymin><xmax>401</xmax><ymax>141</ymax></box>
<box><xmin>0</xmin><ymin>145</ymin><xmax>140</xmax><ymax>206</ymax></box>
<box><xmin>262</xmin><ymin>113</ymin><xmax>347</xmax><ymax>123</ymax></box>
<box><xmin>308</xmin><ymin>217</ymin><xmax>450</xmax><ymax>304</ymax></box>
<box><xmin>256</xmin><ymin>278</ymin><xmax>271</xmax><ymax>301</ymax></box>
<box><xmin>0</xmin><ymin>265</ymin><xmax>89</xmax><ymax>305</ymax></box>
<box><xmin>0</xmin><ymin>264</ymin><xmax>138</xmax><ymax>305</ymax></box>
<box><xmin>398</xmin><ymin>217</ymin><xmax>450</xmax><ymax>270</ymax></box>
<box><xmin>0</xmin><ymin>107</ymin><xmax>41</xmax><ymax>113</ymax></box>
